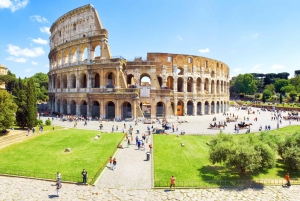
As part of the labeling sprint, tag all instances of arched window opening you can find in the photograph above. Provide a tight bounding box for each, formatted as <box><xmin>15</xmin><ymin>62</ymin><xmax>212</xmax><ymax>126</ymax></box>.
<box><xmin>167</xmin><ymin>76</ymin><xmax>173</xmax><ymax>90</ymax></box>
<box><xmin>106</xmin><ymin>101</ymin><xmax>115</xmax><ymax>120</ymax></box>
<box><xmin>62</xmin><ymin>75</ymin><xmax>67</xmax><ymax>88</ymax></box>
<box><xmin>187</xmin><ymin>101</ymin><xmax>193</xmax><ymax>115</ymax></box>
<box><xmin>177</xmin><ymin>77</ymin><xmax>183</xmax><ymax>92</ymax></box>
<box><xmin>107</xmin><ymin>72</ymin><xmax>115</xmax><ymax>88</ymax></box>
<box><xmin>197</xmin><ymin>102</ymin><xmax>202</xmax><ymax>115</ymax></box>
<box><xmin>80</xmin><ymin>101</ymin><xmax>87</xmax><ymax>117</ymax></box>
<box><xmin>70</xmin><ymin>100</ymin><xmax>76</xmax><ymax>115</ymax></box>
<box><xmin>94</xmin><ymin>73</ymin><xmax>100</xmax><ymax>88</ymax></box>
<box><xmin>92</xmin><ymin>101</ymin><xmax>100</xmax><ymax>118</ymax></box>
<box><xmin>127</xmin><ymin>74</ymin><xmax>135</xmax><ymax>88</ymax></box>
<box><xmin>205</xmin><ymin>101</ymin><xmax>209</xmax><ymax>115</ymax></box>
<box><xmin>140</xmin><ymin>75</ymin><xmax>151</xmax><ymax>87</ymax></box>
<box><xmin>187</xmin><ymin>77</ymin><xmax>193</xmax><ymax>92</ymax></box>
<box><xmin>157</xmin><ymin>76</ymin><xmax>162</xmax><ymax>88</ymax></box>
<box><xmin>94</xmin><ymin>45</ymin><xmax>101</xmax><ymax>60</ymax></box>
<box><xmin>156</xmin><ymin>102</ymin><xmax>165</xmax><ymax>117</ymax></box>
<box><xmin>122</xmin><ymin>102</ymin><xmax>132</xmax><ymax>119</ymax></box>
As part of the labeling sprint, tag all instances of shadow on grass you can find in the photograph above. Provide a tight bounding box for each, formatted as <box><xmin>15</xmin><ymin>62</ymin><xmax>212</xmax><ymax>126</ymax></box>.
<box><xmin>199</xmin><ymin>165</ymin><xmax>269</xmax><ymax>190</ymax></box>
<box><xmin>276</xmin><ymin>159</ymin><xmax>300</xmax><ymax>178</ymax></box>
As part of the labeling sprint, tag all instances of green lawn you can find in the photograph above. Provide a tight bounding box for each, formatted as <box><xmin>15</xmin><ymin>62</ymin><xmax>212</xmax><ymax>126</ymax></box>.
<box><xmin>0</xmin><ymin>129</ymin><xmax>124</xmax><ymax>183</ymax></box>
<box><xmin>154</xmin><ymin>126</ymin><xmax>300</xmax><ymax>187</ymax></box>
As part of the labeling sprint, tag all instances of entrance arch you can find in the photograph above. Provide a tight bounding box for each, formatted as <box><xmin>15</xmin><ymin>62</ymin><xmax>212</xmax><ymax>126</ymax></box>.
<box><xmin>156</xmin><ymin>102</ymin><xmax>165</xmax><ymax>117</ymax></box>
<box><xmin>197</xmin><ymin>102</ymin><xmax>202</xmax><ymax>115</ymax></box>
<box><xmin>56</xmin><ymin>99</ymin><xmax>60</xmax><ymax>113</ymax></box>
<box><xmin>122</xmin><ymin>102</ymin><xmax>132</xmax><ymax>119</ymax></box>
<box><xmin>221</xmin><ymin>101</ymin><xmax>223</xmax><ymax>113</ymax></box>
<box><xmin>177</xmin><ymin>77</ymin><xmax>183</xmax><ymax>92</ymax></box>
<box><xmin>216</xmin><ymin>101</ymin><xmax>220</xmax><ymax>114</ymax></box>
<box><xmin>63</xmin><ymin>99</ymin><xmax>67</xmax><ymax>114</ymax></box>
<box><xmin>167</xmin><ymin>76</ymin><xmax>173</xmax><ymax>90</ymax></box>
<box><xmin>80</xmin><ymin>100</ymin><xmax>87</xmax><ymax>117</ymax></box>
<box><xmin>205</xmin><ymin>101</ymin><xmax>209</xmax><ymax>115</ymax></box>
<box><xmin>70</xmin><ymin>100</ymin><xmax>76</xmax><ymax>115</ymax></box>
<box><xmin>177</xmin><ymin>100</ymin><xmax>184</xmax><ymax>116</ymax></box>
<box><xmin>107</xmin><ymin>72</ymin><xmax>115</xmax><ymax>88</ymax></box>
<box><xmin>211</xmin><ymin>101</ymin><xmax>215</xmax><ymax>114</ymax></box>
<box><xmin>187</xmin><ymin>101</ymin><xmax>193</xmax><ymax>115</ymax></box>
<box><xmin>92</xmin><ymin>101</ymin><xmax>100</xmax><ymax>118</ymax></box>
<box><xmin>106</xmin><ymin>101</ymin><xmax>115</xmax><ymax>120</ymax></box>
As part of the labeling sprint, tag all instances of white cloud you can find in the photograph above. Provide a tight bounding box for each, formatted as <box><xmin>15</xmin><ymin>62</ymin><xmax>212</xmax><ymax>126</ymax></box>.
<box><xmin>253</xmin><ymin>33</ymin><xmax>259</xmax><ymax>38</ymax></box>
<box><xmin>7</xmin><ymin>44</ymin><xmax>44</xmax><ymax>57</ymax></box>
<box><xmin>31</xmin><ymin>61</ymin><xmax>37</xmax><ymax>65</ymax></box>
<box><xmin>251</xmin><ymin>64</ymin><xmax>263</xmax><ymax>72</ymax></box>
<box><xmin>30</xmin><ymin>15</ymin><xmax>48</xmax><ymax>23</ymax></box>
<box><xmin>40</xmin><ymin>26</ymin><xmax>50</xmax><ymax>35</ymax></box>
<box><xmin>5</xmin><ymin>57</ymin><xmax>27</xmax><ymax>63</ymax></box>
<box><xmin>0</xmin><ymin>0</ymin><xmax>29</xmax><ymax>12</ymax></box>
<box><xmin>31</xmin><ymin>38</ymin><xmax>47</xmax><ymax>45</ymax></box>
<box><xmin>272</xmin><ymin>64</ymin><xmax>284</xmax><ymax>69</ymax></box>
<box><xmin>177</xmin><ymin>35</ymin><xmax>182</xmax><ymax>40</ymax></box>
<box><xmin>25</xmin><ymin>68</ymin><xmax>32</xmax><ymax>72</ymax></box>
<box><xmin>233</xmin><ymin>68</ymin><xmax>241</xmax><ymax>73</ymax></box>
<box><xmin>198</xmin><ymin>48</ymin><xmax>210</xmax><ymax>53</ymax></box>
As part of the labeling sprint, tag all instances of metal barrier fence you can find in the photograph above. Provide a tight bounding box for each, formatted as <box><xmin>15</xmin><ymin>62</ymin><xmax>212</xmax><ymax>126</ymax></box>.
<box><xmin>155</xmin><ymin>178</ymin><xmax>300</xmax><ymax>188</ymax></box>
<box><xmin>0</xmin><ymin>169</ymin><xmax>82</xmax><ymax>183</ymax></box>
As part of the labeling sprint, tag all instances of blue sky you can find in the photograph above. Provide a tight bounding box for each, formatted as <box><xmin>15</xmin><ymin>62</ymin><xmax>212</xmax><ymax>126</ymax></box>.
<box><xmin>1</xmin><ymin>0</ymin><xmax>300</xmax><ymax>78</ymax></box>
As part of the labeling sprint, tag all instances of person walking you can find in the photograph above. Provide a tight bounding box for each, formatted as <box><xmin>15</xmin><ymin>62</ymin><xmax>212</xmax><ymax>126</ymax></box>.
<box><xmin>82</xmin><ymin>169</ymin><xmax>88</xmax><ymax>184</ymax></box>
<box><xmin>127</xmin><ymin>138</ymin><xmax>130</xmax><ymax>148</ymax></box>
<box><xmin>170</xmin><ymin>175</ymin><xmax>176</xmax><ymax>190</ymax></box>
<box><xmin>285</xmin><ymin>173</ymin><xmax>291</xmax><ymax>186</ymax></box>
<box><xmin>55</xmin><ymin>180</ymin><xmax>62</xmax><ymax>197</ymax></box>
<box><xmin>109</xmin><ymin>157</ymin><xmax>113</xmax><ymax>170</ymax></box>
<box><xmin>113</xmin><ymin>158</ymin><xmax>117</xmax><ymax>170</ymax></box>
<box><xmin>56</xmin><ymin>171</ymin><xmax>61</xmax><ymax>181</ymax></box>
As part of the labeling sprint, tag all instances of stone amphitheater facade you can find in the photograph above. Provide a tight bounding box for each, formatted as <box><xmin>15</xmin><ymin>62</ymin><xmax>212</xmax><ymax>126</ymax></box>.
<box><xmin>48</xmin><ymin>4</ymin><xmax>230</xmax><ymax>120</ymax></box>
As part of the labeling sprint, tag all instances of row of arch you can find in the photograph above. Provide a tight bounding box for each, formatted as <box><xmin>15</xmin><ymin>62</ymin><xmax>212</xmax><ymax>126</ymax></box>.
<box><xmin>51</xmin><ymin>99</ymin><xmax>228</xmax><ymax>119</ymax></box>
<box><xmin>50</xmin><ymin>44</ymin><xmax>103</xmax><ymax>69</ymax></box>
<box><xmin>49</xmin><ymin>71</ymin><xmax>229</xmax><ymax>94</ymax></box>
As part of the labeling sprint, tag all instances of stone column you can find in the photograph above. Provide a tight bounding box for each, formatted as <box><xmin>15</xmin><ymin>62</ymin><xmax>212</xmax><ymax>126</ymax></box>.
<box><xmin>87</xmin><ymin>42</ymin><xmax>92</xmax><ymax>62</ymax></box>
<box><xmin>133</xmin><ymin>99</ymin><xmax>137</xmax><ymax>120</ymax></box>
<box><xmin>161</xmin><ymin>65</ymin><xmax>167</xmax><ymax>88</ymax></box>
<box><xmin>100</xmin><ymin>67</ymin><xmax>104</xmax><ymax>88</ymax></box>
<box><xmin>193</xmin><ymin>79</ymin><xmax>196</xmax><ymax>93</ymax></box>
<box><xmin>201</xmin><ymin>102</ymin><xmax>204</xmax><ymax>115</ymax></box>
<box><xmin>100</xmin><ymin>99</ymin><xmax>105</xmax><ymax>119</ymax></box>
<box><xmin>116</xmin><ymin>99</ymin><xmax>120</xmax><ymax>120</ymax></box>
<box><xmin>68</xmin><ymin>48</ymin><xmax>71</xmax><ymax>64</ymax></box>
<box><xmin>54</xmin><ymin>99</ymin><xmax>57</xmax><ymax>113</ymax></box>
<box><xmin>116</xmin><ymin>66</ymin><xmax>120</xmax><ymax>88</ymax></box>
<box><xmin>183</xmin><ymin>100</ymin><xmax>187</xmax><ymax>116</ymax></box>
<box><xmin>60</xmin><ymin>101</ymin><xmax>63</xmax><ymax>114</ymax></box>
<box><xmin>208</xmin><ymin>80</ymin><xmax>211</xmax><ymax>93</ymax></box>
<box><xmin>76</xmin><ymin>46</ymin><xmax>80</xmax><ymax>64</ymax></box>
<box><xmin>193</xmin><ymin>101</ymin><xmax>197</xmax><ymax>116</ymax></box>
<box><xmin>208</xmin><ymin>103</ymin><xmax>211</xmax><ymax>115</ymax></box>
<box><xmin>183</xmin><ymin>78</ymin><xmax>187</xmax><ymax>93</ymax></box>
<box><xmin>87</xmin><ymin>70</ymin><xmax>91</xmax><ymax>92</ymax></box>
<box><xmin>60</xmin><ymin>74</ymin><xmax>63</xmax><ymax>90</ymax></box>
<box><xmin>76</xmin><ymin>72</ymin><xmax>80</xmax><ymax>89</ymax></box>
<box><xmin>201</xmin><ymin>82</ymin><xmax>204</xmax><ymax>94</ymax></box>
<box><xmin>151</xmin><ymin>98</ymin><xmax>156</xmax><ymax>119</ymax></box>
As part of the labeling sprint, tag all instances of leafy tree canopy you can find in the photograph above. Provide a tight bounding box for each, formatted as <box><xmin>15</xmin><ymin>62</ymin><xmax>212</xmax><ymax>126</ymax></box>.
<box><xmin>232</xmin><ymin>74</ymin><xmax>257</xmax><ymax>95</ymax></box>
<box><xmin>274</xmin><ymin>79</ymin><xmax>289</xmax><ymax>93</ymax></box>
<box><xmin>0</xmin><ymin>90</ymin><xmax>18</xmax><ymax>130</ymax></box>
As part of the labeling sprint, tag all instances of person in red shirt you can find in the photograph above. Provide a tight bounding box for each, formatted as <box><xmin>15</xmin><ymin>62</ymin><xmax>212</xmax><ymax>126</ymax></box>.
<box><xmin>170</xmin><ymin>175</ymin><xmax>176</xmax><ymax>190</ymax></box>
<box><xmin>285</xmin><ymin>173</ymin><xmax>291</xmax><ymax>186</ymax></box>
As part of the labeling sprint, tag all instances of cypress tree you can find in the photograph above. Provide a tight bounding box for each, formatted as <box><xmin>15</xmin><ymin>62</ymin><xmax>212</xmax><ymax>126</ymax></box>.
<box><xmin>279</xmin><ymin>93</ymin><xmax>283</xmax><ymax>104</ymax></box>
<box><xmin>262</xmin><ymin>93</ymin><xmax>266</xmax><ymax>103</ymax></box>
<box><xmin>14</xmin><ymin>78</ymin><xmax>28</xmax><ymax>128</ymax></box>
<box><xmin>26</xmin><ymin>78</ymin><xmax>37</xmax><ymax>129</ymax></box>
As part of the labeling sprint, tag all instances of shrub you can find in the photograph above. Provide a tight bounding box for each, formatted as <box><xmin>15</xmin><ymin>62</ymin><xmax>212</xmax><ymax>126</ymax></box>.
<box><xmin>45</xmin><ymin>119</ymin><xmax>51</xmax><ymax>126</ymax></box>
<box><xmin>37</xmin><ymin>120</ymin><xmax>43</xmax><ymax>126</ymax></box>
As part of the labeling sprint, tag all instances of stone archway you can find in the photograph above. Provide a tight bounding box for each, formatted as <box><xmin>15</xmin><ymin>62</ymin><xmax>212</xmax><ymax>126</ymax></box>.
<box><xmin>156</xmin><ymin>102</ymin><xmax>165</xmax><ymax>117</ymax></box>
<box><xmin>63</xmin><ymin>99</ymin><xmax>67</xmax><ymax>114</ymax></box>
<box><xmin>197</xmin><ymin>102</ymin><xmax>202</xmax><ymax>115</ymax></box>
<box><xmin>187</xmin><ymin>101</ymin><xmax>193</xmax><ymax>115</ymax></box>
<box><xmin>70</xmin><ymin>100</ymin><xmax>76</xmax><ymax>115</ymax></box>
<box><xmin>56</xmin><ymin>99</ymin><xmax>61</xmax><ymax>113</ymax></box>
<box><xmin>211</xmin><ymin>101</ymin><xmax>215</xmax><ymax>114</ymax></box>
<box><xmin>106</xmin><ymin>101</ymin><xmax>115</xmax><ymax>120</ymax></box>
<box><xmin>177</xmin><ymin>100</ymin><xmax>184</xmax><ymax>116</ymax></box>
<box><xmin>92</xmin><ymin>101</ymin><xmax>100</xmax><ymax>118</ymax></box>
<box><xmin>216</xmin><ymin>101</ymin><xmax>220</xmax><ymax>114</ymax></box>
<box><xmin>80</xmin><ymin>100</ymin><xmax>87</xmax><ymax>117</ymax></box>
<box><xmin>205</xmin><ymin>101</ymin><xmax>209</xmax><ymax>115</ymax></box>
<box><xmin>122</xmin><ymin>102</ymin><xmax>132</xmax><ymax>119</ymax></box>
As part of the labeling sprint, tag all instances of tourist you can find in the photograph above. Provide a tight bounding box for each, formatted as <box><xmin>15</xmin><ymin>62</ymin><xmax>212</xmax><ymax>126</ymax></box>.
<box><xmin>113</xmin><ymin>158</ymin><xmax>117</xmax><ymax>170</ymax></box>
<box><xmin>149</xmin><ymin>143</ymin><xmax>153</xmax><ymax>153</ymax></box>
<box><xmin>170</xmin><ymin>175</ymin><xmax>176</xmax><ymax>190</ymax></box>
<box><xmin>285</xmin><ymin>173</ymin><xmax>291</xmax><ymax>186</ymax></box>
<box><xmin>56</xmin><ymin>171</ymin><xmax>61</xmax><ymax>181</ymax></box>
<box><xmin>109</xmin><ymin>157</ymin><xmax>113</xmax><ymax>170</ymax></box>
<box><xmin>27</xmin><ymin>128</ymin><xmax>30</xmax><ymax>136</ymax></box>
<box><xmin>127</xmin><ymin>139</ymin><xmax>130</xmax><ymax>148</ymax></box>
<box><xmin>82</xmin><ymin>169</ymin><xmax>88</xmax><ymax>184</ymax></box>
<box><xmin>55</xmin><ymin>180</ymin><xmax>62</xmax><ymax>197</ymax></box>
<box><xmin>116</xmin><ymin>125</ymin><xmax>118</xmax><ymax>131</ymax></box>
<box><xmin>32</xmin><ymin>127</ymin><xmax>35</xmax><ymax>134</ymax></box>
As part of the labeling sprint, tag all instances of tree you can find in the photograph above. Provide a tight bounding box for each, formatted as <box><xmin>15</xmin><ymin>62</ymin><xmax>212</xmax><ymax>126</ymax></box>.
<box><xmin>274</xmin><ymin>79</ymin><xmax>289</xmax><ymax>93</ymax></box>
<box><xmin>263</xmin><ymin>89</ymin><xmax>272</xmax><ymax>99</ymax></box>
<box><xmin>278</xmin><ymin>132</ymin><xmax>300</xmax><ymax>170</ymax></box>
<box><xmin>289</xmin><ymin>90</ymin><xmax>297</xmax><ymax>101</ymax></box>
<box><xmin>262</xmin><ymin>93</ymin><xmax>266</xmax><ymax>103</ymax></box>
<box><xmin>279</xmin><ymin>93</ymin><xmax>283</xmax><ymax>104</ymax></box>
<box><xmin>209</xmin><ymin>133</ymin><xmax>276</xmax><ymax>174</ymax></box>
<box><xmin>14</xmin><ymin>78</ymin><xmax>28</xmax><ymax>128</ymax></box>
<box><xmin>0</xmin><ymin>90</ymin><xmax>18</xmax><ymax>130</ymax></box>
<box><xmin>290</xmin><ymin>76</ymin><xmax>300</xmax><ymax>93</ymax></box>
<box><xmin>232</xmin><ymin>74</ymin><xmax>257</xmax><ymax>95</ymax></box>
<box><xmin>280</xmin><ymin>84</ymin><xmax>295</xmax><ymax>94</ymax></box>
<box><xmin>265</xmin><ymin>84</ymin><xmax>275</xmax><ymax>93</ymax></box>
<box><xmin>25</xmin><ymin>78</ymin><xmax>37</xmax><ymax>128</ymax></box>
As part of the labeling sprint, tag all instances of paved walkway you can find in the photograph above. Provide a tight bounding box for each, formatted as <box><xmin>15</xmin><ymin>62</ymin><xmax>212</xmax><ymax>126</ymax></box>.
<box><xmin>1</xmin><ymin>176</ymin><xmax>300</xmax><ymax>200</ymax></box>
<box><xmin>96</xmin><ymin>133</ymin><xmax>152</xmax><ymax>189</ymax></box>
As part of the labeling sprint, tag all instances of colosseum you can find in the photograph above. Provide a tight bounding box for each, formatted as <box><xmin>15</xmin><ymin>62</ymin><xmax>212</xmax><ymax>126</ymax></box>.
<box><xmin>48</xmin><ymin>4</ymin><xmax>230</xmax><ymax>120</ymax></box>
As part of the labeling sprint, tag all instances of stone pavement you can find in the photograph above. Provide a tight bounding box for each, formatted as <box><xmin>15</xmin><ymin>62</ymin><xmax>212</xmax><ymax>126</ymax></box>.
<box><xmin>42</xmin><ymin>106</ymin><xmax>300</xmax><ymax>135</ymax></box>
<box><xmin>96</xmin><ymin>133</ymin><xmax>152</xmax><ymax>189</ymax></box>
<box><xmin>1</xmin><ymin>176</ymin><xmax>300</xmax><ymax>200</ymax></box>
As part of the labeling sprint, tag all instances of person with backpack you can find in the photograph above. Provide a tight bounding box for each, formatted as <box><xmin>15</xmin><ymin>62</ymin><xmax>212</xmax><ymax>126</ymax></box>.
<box><xmin>55</xmin><ymin>180</ymin><xmax>62</xmax><ymax>197</ymax></box>
<box><xmin>82</xmin><ymin>169</ymin><xmax>88</xmax><ymax>184</ymax></box>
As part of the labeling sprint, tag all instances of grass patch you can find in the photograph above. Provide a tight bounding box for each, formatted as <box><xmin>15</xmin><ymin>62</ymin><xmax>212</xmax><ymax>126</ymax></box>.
<box><xmin>154</xmin><ymin>126</ymin><xmax>300</xmax><ymax>187</ymax></box>
<box><xmin>0</xmin><ymin>128</ymin><xmax>124</xmax><ymax>183</ymax></box>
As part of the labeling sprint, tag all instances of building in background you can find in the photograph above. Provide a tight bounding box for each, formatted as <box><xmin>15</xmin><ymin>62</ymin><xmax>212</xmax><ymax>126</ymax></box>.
<box><xmin>48</xmin><ymin>4</ymin><xmax>230</xmax><ymax>120</ymax></box>
<box><xmin>0</xmin><ymin>64</ymin><xmax>8</xmax><ymax>89</ymax></box>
